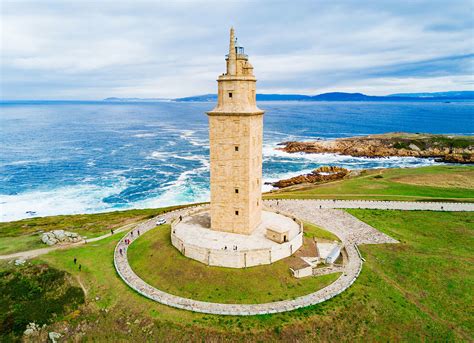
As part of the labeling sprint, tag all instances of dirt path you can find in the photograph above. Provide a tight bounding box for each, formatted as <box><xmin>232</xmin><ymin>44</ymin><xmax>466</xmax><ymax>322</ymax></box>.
<box><xmin>75</xmin><ymin>275</ymin><xmax>88</xmax><ymax>298</ymax></box>
<box><xmin>0</xmin><ymin>221</ymin><xmax>142</xmax><ymax>261</ymax></box>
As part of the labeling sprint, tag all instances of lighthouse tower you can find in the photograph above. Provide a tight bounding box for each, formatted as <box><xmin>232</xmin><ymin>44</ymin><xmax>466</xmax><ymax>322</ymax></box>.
<box><xmin>207</xmin><ymin>28</ymin><xmax>265</xmax><ymax>235</ymax></box>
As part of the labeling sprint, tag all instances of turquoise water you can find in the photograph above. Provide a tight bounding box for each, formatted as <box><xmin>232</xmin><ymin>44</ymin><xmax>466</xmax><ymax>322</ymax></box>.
<box><xmin>1</xmin><ymin>100</ymin><xmax>473</xmax><ymax>221</ymax></box>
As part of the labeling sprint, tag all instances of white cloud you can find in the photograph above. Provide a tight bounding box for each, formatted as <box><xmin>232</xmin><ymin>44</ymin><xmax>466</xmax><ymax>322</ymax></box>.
<box><xmin>1</xmin><ymin>0</ymin><xmax>473</xmax><ymax>99</ymax></box>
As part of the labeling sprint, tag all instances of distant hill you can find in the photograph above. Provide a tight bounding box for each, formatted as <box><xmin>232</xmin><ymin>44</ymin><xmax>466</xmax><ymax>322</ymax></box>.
<box><xmin>174</xmin><ymin>91</ymin><xmax>474</xmax><ymax>102</ymax></box>
<box><xmin>104</xmin><ymin>91</ymin><xmax>474</xmax><ymax>103</ymax></box>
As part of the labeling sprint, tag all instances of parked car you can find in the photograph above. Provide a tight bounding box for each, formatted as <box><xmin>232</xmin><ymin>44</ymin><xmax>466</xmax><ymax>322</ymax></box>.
<box><xmin>156</xmin><ymin>218</ymin><xmax>166</xmax><ymax>226</ymax></box>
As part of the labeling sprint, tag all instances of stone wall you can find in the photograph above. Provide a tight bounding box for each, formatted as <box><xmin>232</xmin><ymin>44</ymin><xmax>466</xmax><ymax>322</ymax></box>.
<box><xmin>170</xmin><ymin>207</ymin><xmax>303</xmax><ymax>268</ymax></box>
<box><xmin>171</xmin><ymin>228</ymin><xmax>303</xmax><ymax>268</ymax></box>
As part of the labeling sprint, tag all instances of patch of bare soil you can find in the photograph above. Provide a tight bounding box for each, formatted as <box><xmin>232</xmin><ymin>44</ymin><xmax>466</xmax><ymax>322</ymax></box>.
<box><xmin>391</xmin><ymin>171</ymin><xmax>474</xmax><ymax>189</ymax></box>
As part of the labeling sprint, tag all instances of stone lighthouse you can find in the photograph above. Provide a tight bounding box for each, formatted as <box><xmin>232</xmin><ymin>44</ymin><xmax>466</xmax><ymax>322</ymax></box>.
<box><xmin>207</xmin><ymin>27</ymin><xmax>265</xmax><ymax>235</ymax></box>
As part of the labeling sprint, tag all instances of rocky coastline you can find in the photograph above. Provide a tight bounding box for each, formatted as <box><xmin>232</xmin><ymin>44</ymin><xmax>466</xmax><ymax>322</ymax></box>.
<box><xmin>278</xmin><ymin>133</ymin><xmax>474</xmax><ymax>164</ymax></box>
<box><xmin>270</xmin><ymin>166</ymin><xmax>350</xmax><ymax>188</ymax></box>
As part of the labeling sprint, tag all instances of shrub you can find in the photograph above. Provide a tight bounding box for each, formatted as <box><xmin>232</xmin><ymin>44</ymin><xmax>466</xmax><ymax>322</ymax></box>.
<box><xmin>0</xmin><ymin>264</ymin><xmax>85</xmax><ymax>340</ymax></box>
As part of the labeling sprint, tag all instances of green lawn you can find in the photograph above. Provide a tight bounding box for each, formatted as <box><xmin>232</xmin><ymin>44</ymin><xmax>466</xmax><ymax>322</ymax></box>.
<box><xmin>0</xmin><ymin>209</ymin><xmax>470</xmax><ymax>340</ymax></box>
<box><xmin>347</xmin><ymin>209</ymin><xmax>474</xmax><ymax>339</ymax></box>
<box><xmin>266</xmin><ymin>165</ymin><xmax>474</xmax><ymax>202</ymax></box>
<box><xmin>127</xmin><ymin>224</ymin><xmax>339</xmax><ymax>304</ymax></box>
<box><xmin>303</xmin><ymin>221</ymin><xmax>340</xmax><ymax>242</ymax></box>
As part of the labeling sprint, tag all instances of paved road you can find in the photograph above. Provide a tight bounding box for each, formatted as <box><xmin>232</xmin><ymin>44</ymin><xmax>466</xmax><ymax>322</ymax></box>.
<box><xmin>265</xmin><ymin>199</ymin><xmax>474</xmax><ymax>212</ymax></box>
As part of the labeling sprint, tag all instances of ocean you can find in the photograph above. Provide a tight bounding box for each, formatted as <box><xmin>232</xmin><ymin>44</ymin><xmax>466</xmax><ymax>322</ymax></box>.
<box><xmin>1</xmin><ymin>100</ymin><xmax>473</xmax><ymax>222</ymax></box>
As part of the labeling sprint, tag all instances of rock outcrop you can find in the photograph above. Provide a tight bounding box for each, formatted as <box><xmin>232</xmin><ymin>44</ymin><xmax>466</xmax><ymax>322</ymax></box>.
<box><xmin>41</xmin><ymin>230</ymin><xmax>83</xmax><ymax>246</ymax></box>
<box><xmin>278</xmin><ymin>133</ymin><xmax>474</xmax><ymax>164</ymax></box>
<box><xmin>272</xmin><ymin>166</ymin><xmax>350</xmax><ymax>188</ymax></box>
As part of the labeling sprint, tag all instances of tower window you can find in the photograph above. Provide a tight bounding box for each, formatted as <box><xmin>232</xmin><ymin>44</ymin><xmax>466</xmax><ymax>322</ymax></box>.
<box><xmin>235</xmin><ymin>146</ymin><xmax>239</xmax><ymax>152</ymax></box>
<box><xmin>235</xmin><ymin>188</ymin><xmax>239</xmax><ymax>194</ymax></box>
<box><xmin>229</xmin><ymin>92</ymin><xmax>233</xmax><ymax>98</ymax></box>
<box><xmin>235</xmin><ymin>210</ymin><xmax>239</xmax><ymax>215</ymax></box>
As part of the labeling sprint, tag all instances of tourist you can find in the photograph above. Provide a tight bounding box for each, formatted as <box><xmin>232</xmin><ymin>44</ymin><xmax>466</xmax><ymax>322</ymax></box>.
<box><xmin>138</xmin><ymin>230</ymin><xmax>140</xmax><ymax>236</ymax></box>
<box><xmin>224</xmin><ymin>245</ymin><xmax>227</xmax><ymax>250</ymax></box>
<box><xmin>111</xmin><ymin>229</ymin><xmax>114</xmax><ymax>235</ymax></box>
<box><xmin>73</xmin><ymin>257</ymin><xmax>77</xmax><ymax>264</ymax></box>
<box><xmin>131</xmin><ymin>231</ymin><xmax>134</xmax><ymax>237</ymax></box>
<box><xmin>79</xmin><ymin>264</ymin><xmax>82</xmax><ymax>271</ymax></box>
<box><xmin>179</xmin><ymin>215</ymin><xmax>182</xmax><ymax>221</ymax></box>
<box><xmin>119</xmin><ymin>248</ymin><xmax>122</xmax><ymax>255</ymax></box>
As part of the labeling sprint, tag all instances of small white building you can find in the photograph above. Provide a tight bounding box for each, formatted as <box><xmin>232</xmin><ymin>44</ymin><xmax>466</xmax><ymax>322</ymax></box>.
<box><xmin>265</xmin><ymin>227</ymin><xmax>290</xmax><ymax>243</ymax></box>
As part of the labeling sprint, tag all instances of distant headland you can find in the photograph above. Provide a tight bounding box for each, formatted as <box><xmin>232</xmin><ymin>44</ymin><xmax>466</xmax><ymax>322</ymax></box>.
<box><xmin>103</xmin><ymin>91</ymin><xmax>474</xmax><ymax>102</ymax></box>
<box><xmin>279</xmin><ymin>132</ymin><xmax>474</xmax><ymax>164</ymax></box>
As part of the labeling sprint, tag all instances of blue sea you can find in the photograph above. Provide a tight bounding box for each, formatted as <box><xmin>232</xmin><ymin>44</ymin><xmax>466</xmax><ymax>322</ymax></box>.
<box><xmin>1</xmin><ymin>100</ymin><xmax>473</xmax><ymax>221</ymax></box>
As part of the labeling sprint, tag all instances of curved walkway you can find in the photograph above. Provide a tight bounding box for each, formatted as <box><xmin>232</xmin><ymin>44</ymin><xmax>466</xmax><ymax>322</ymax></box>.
<box><xmin>113</xmin><ymin>199</ymin><xmax>473</xmax><ymax>315</ymax></box>
<box><xmin>114</xmin><ymin>204</ymin><xmax>367</xmax><ymax>315</ymax></box>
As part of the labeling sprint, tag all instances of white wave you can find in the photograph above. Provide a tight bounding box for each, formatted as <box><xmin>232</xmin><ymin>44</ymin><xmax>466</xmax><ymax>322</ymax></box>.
<box><xmin>148</xmin><ymin>151</ymin><xmax>168</xmax><ymax>160</ymax></box>
<box><xmin>0</xmin><ymin>182</ymin><xmax>128</xmax><ymax>222</ymax></box>
<box><xmin>135</xmin><ymin>163</ymin><xmax>210</xmax><ymax>209</ymax></box>
<box><xmin>133</xmin><ymin>133</ymin><xmax>157</xmax><ymax>138</ymax></box>
<box><xmin>0</xmin><ymin>157</ymin><xmax>69</xmax><ymax>167</ymax></box>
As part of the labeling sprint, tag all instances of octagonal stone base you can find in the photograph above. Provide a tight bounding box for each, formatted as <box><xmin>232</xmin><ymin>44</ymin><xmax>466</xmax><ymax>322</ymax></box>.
<box><xmin>171</xmin><ymin>210</ymin><xmax>303</xmax><ymax>268</ymax></box>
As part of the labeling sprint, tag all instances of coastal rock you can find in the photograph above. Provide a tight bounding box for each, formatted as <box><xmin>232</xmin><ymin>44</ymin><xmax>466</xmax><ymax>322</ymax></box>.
<box><xmin>279</xmin><ymin>133</ymin><xmax>473</xmax><ymax>163</ymax></box>
<box><xmin>41</xmin><ymin>230</ymin><xmax>83</xmax><ymax>246</ymax></box>
<box><xmin>273</xmin><ymin>166</ymin><xmax>350</xmax><ymax>188</ymax></box>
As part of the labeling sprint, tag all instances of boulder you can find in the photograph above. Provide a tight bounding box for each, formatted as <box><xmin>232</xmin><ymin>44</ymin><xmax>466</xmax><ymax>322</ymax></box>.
<box><xmin>49</xmin><ymin>331</ymin><xmax>62</xmax><ymax>343</ymax></box>
<box><xmin>24</xmin><ymin>322</ymin><xmax>41</xmax><ymax>336</ymax></box>
<box><xmin>41</xmin><ymin>230</ymin><xmax>83</xmax><ymax>246</ymax></box>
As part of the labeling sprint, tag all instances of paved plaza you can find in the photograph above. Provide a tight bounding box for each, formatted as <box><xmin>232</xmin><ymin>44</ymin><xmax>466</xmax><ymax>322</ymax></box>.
<box><xmin>173</xmin><ymin>210</ymin><xmax>300</xmax><ymax>251</ymax></box>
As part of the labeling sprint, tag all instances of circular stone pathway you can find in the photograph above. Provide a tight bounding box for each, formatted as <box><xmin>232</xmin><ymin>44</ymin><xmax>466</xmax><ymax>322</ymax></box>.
<box><xmin>113</xmin><ymin>199</ymin><xmax>473</xmax><ymax>315</ymax></box>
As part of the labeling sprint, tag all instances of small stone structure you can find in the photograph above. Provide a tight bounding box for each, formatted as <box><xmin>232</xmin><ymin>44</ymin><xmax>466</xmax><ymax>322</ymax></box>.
<box><xmin>41</xmin><ymin>230</ymin><xmax>82</xmax><ymax>246</ymax></box>
<box><xmin>265</xmin><ymin>227</ymin><xmax>290</xmax><ymax>243</ymax></box>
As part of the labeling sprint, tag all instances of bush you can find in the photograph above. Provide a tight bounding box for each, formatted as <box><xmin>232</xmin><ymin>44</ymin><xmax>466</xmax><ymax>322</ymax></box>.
<box><xmin>0</xmin><ymin>264</ymin><xmax>85</xmax><ymax>340</ymax></box>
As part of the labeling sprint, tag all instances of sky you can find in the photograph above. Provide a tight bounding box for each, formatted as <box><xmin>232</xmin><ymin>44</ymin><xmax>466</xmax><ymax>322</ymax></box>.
<box><xmin>1</xmin><ymin>0</ymin><xmax>473</xmax><ymax>100</ymax></box>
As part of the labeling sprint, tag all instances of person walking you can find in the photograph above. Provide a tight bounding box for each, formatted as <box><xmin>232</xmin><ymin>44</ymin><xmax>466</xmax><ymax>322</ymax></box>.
<box><xmin>73</xmin><ymin>257</ymin><xmax>77</xmax><ymax>264</ymax></box>
<box><xmin>78</xmin><ymin>264</ymin><xmax>82</xmax><ymax>271</ymax></box>
<box><xmin>119</xmin><ymin>248</ymin><xmax>122</xmax><ymax>255</ymax></box>
<box><xmin>111</xmin><ymin>229</ymin><xmax>114</xmax><ymax>235</ymax></box>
